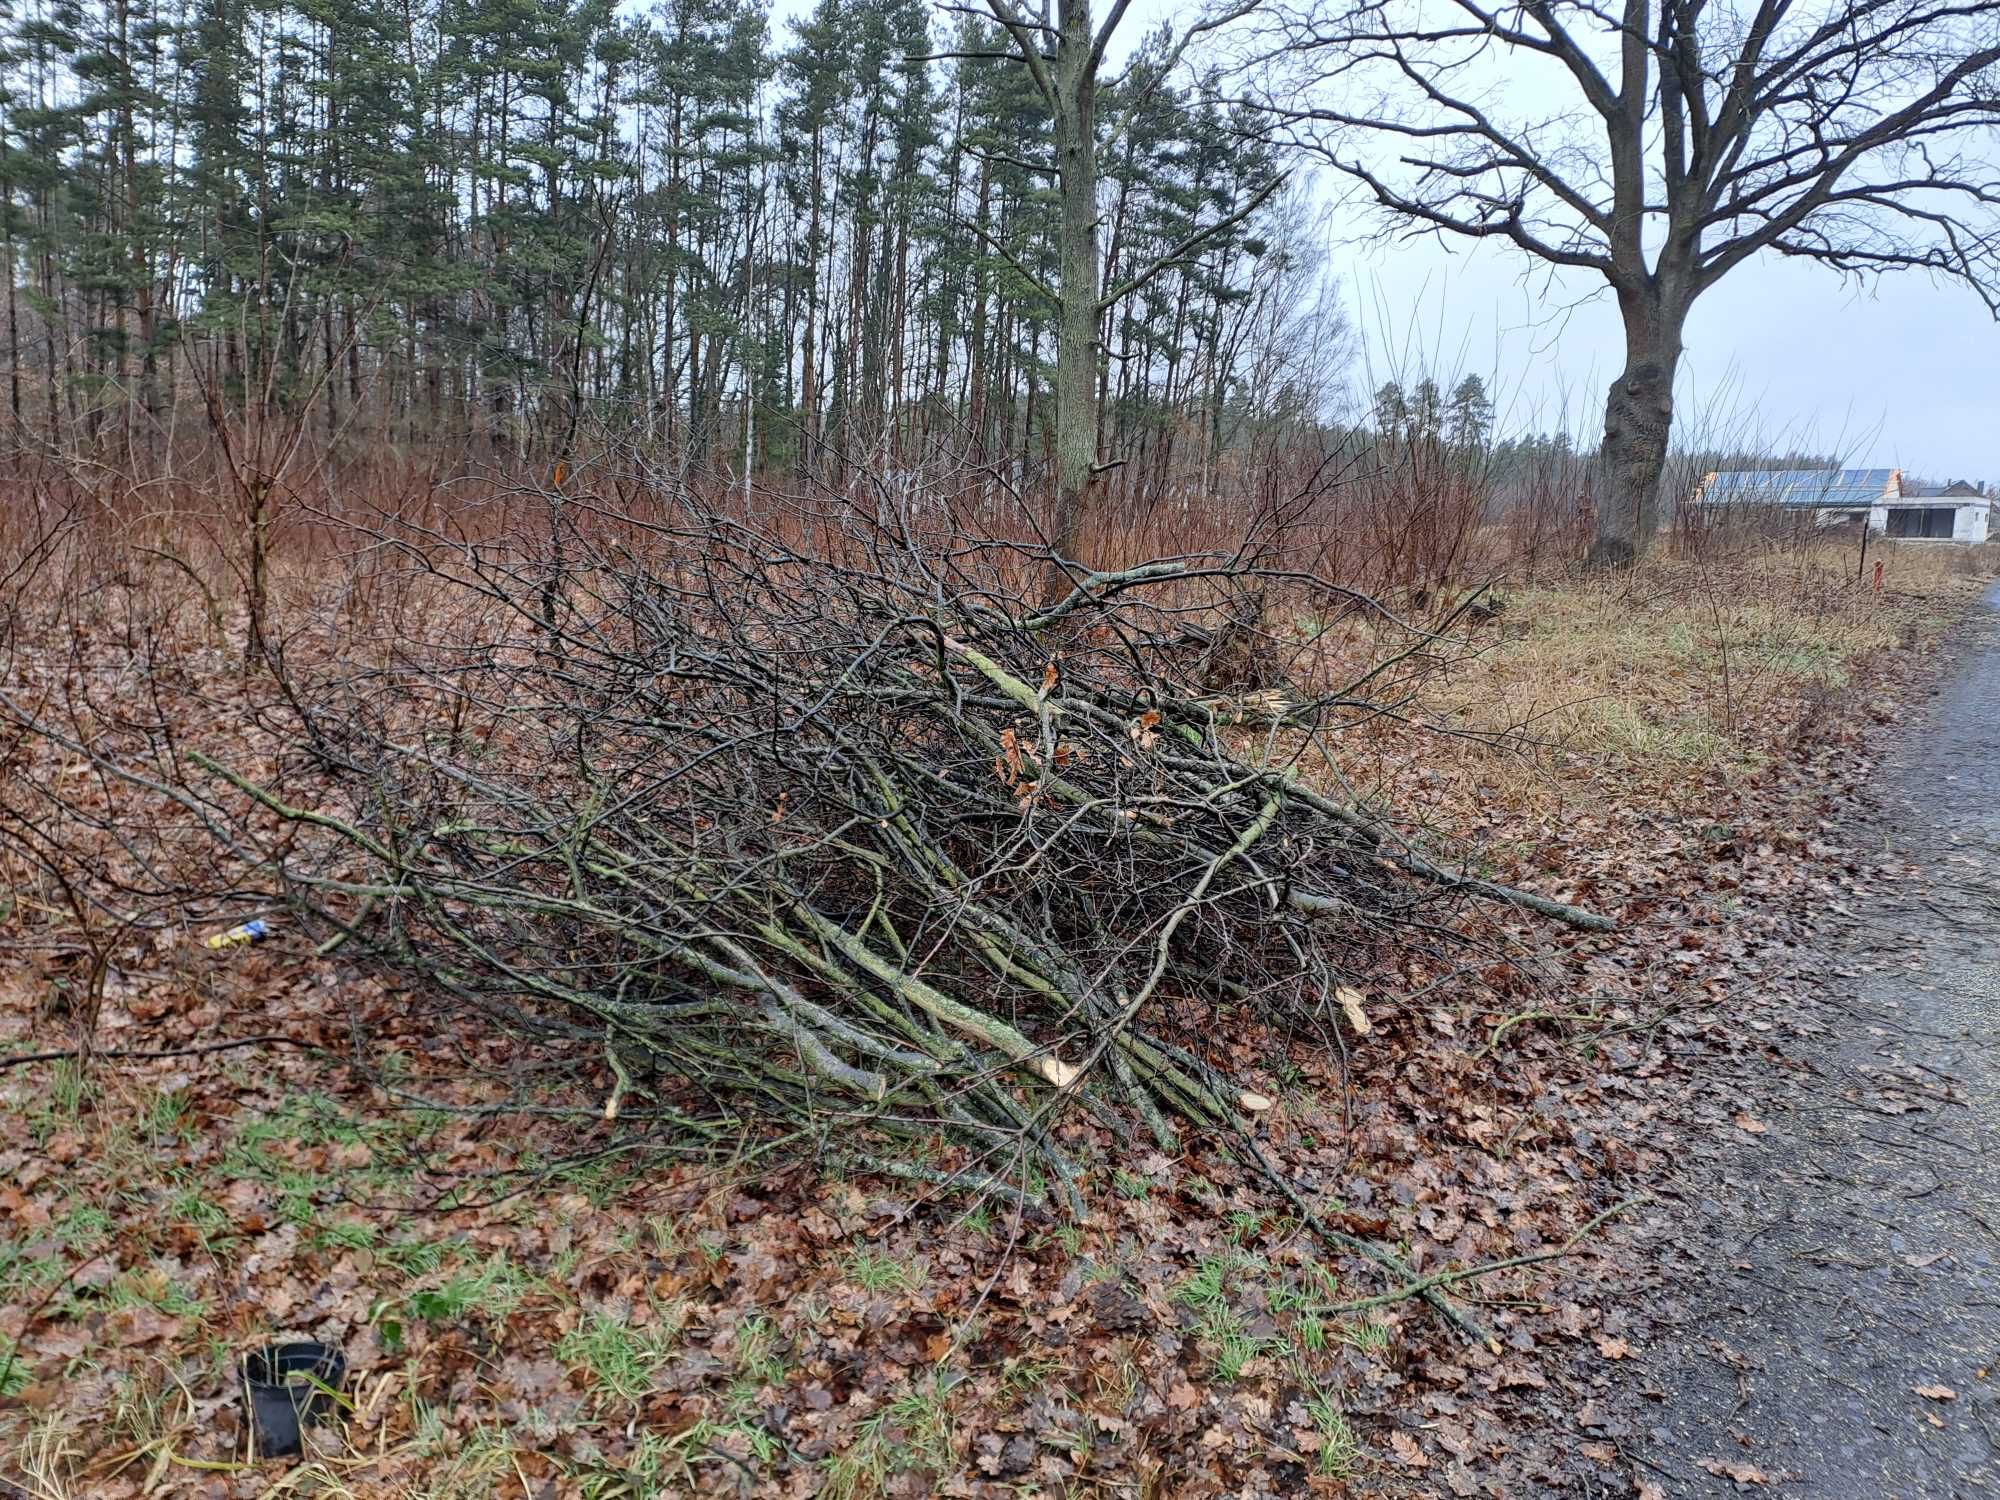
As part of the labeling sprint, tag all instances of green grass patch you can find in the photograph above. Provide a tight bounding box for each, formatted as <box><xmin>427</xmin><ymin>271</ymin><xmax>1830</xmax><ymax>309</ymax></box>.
<box><xmin>733</xmin><ymin>1312</ymin><xmax>785</xmax><ymax>1387</ymax></box>
<box><xmin>163</xmin><ymin>1176</ymin><xmax>232</xmax><ymax>1240</ymax></box>
<box><xmin>1198</xmin><ymin>1303</ymin><xmax>1268</xmax><ymax>1381</ymax></box>
<box><xmin>104</xmin><ymin>1268</ymin><xmax>208</xmax><ymax>1320</ymax></box>
<box><xmin>1305</xmin><ymin>1388</ymin><xmax>1360</xmax><ymax>1477</ymax></box>
<box><xmin>380</xmin><ymin>1231</ymin><xmax>457</xmax><ymax>1278</ymax></box>
<box><xmin>1112</xmin><ymin>1169</ymin><xmax>1154</xmax><ymax>1201</ymax></box>
<box><xmin>821</xmin><ymin>1372</ymin><xmax>958</xmax><ymax>1499</ymax></box>
<box><xmin>0</xmin><ymin>1340</ymin><xmax>30</xmax><ymax>1397</ymax></box>
<box><xmin>557</xmin><ymin>1308</ymin><xmax>680</xmax><ymax>1403</ymax></box>
<box><xmin>1339</xmin><ymin>1318</ymin><xmax>1392</xmax><ymax>1356</ymax></box>
<box><xmin>51</xmin><ymin>1199</ymin><xmax>115</xmax><ymax>1252</ymax></box>
<box><xmin>843</xmin><ymin>1246</ymin><xmax>922</xmax><ymax>1294</ymax></box>
<box><xmin>312</xmin><ymin>1217</ymin><xmax>379</xmax><ymax>1253</ymax></box>
<box><xmin>375</xmin><ymin>1251</ymin><xmax>540</xmax><ymax>1351</ymax></box>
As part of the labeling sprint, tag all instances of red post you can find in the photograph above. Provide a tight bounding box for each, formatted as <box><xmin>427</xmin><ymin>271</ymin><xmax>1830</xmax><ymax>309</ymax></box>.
<box><xmin>1872</xmin><ymin>559</ymin><xmax>1884</xmax><ymax>593</ymax></box>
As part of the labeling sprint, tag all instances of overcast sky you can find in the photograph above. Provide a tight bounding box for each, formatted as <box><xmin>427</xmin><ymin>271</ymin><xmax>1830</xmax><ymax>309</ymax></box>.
<box><xmin>1341</xmin><ymin>197</ymin><xmax>1999</xmax><ymax>485</ymax></box>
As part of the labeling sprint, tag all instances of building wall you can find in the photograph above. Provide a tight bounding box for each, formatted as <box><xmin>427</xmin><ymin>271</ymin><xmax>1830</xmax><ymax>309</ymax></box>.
<box><xmin>1864</xmin><ymin>502</ymin><xmax>1990</xmax><ymax>542</ymax></box>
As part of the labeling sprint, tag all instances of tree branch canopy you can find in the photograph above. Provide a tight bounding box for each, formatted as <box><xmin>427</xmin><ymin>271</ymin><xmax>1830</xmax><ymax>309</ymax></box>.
<box><xmin>1244</xmin><ymin>0</ymin><xmax>2000</xmax><ymax>310</ymax></box>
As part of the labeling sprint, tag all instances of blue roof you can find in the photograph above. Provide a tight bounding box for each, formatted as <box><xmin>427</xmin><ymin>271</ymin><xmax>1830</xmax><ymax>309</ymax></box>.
<box><xmin>1694</xmin><ymin>469</ymin><xmax>1897</xmax><ymax>508</ymax></box>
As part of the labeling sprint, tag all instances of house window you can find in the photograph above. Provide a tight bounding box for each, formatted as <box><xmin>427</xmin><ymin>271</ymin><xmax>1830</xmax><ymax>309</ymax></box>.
<box><xmin>1886</xmin><ymin>507</ymin><xmax>1957</xmax><ymax>539</ymax></box>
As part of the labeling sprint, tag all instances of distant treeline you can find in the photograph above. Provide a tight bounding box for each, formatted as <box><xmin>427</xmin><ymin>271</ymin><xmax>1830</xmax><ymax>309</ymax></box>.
<box><xmin>0</xmin><ymin>0</ymin><xmax>1344</xmax><ymax>492</ymax></box>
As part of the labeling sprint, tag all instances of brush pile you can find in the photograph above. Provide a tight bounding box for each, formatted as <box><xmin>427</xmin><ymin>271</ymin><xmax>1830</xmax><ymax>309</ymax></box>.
<box><xmin>198</xmin><ymin>490</ymin><xmax>1606</xmax><ymax>1204</ymax></box>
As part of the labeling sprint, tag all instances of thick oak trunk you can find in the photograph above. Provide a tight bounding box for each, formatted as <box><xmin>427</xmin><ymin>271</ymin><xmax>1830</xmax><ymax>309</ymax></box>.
<box><xmin>1591</xmin><ymin>300</ymin><xmax>1681</xmax><ymax>567</ymax></box>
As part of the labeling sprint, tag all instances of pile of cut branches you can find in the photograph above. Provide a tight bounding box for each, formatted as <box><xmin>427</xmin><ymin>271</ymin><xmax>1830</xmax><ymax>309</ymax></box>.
<box><xmin>194</xmin><ymin>487</ymin><xmax>1605</xmax><ymax>1209</ymax></box>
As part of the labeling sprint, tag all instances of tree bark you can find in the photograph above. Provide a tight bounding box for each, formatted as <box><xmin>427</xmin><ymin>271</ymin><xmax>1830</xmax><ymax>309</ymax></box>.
<box><xmin>966</xmin><ymin>162</ymin><xmax>992</xmax><ymax>461</ymax></box>
<box><xmin>797</xmin><ymin>129</ymin><xmax>823</xmax><ymax>476</ymax></box>
<box><xmin>1047</xmin><ymin>0</ymin><xmax>1100</xmax><ymax>600</ymax></box>
<box><xmin>1590</xmin><ymin>294</ymin><xmax>1681</xmax><ymax>567</ymax></box>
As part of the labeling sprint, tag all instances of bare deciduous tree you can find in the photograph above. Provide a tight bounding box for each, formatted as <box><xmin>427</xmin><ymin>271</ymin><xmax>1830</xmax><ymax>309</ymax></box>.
<box><xmin>1250</xmin><ymin>0</ymin><xmax>2000</xmax><ymax>562</ymax></box>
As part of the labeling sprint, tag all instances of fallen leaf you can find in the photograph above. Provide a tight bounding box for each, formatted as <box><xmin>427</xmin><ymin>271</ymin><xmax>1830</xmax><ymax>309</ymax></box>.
<box><xmin>494</xmin><ymin>1356</ymin><xmax>564</xmax><ymax>1400</ymax></box>
<box><xmin>1698</xmin><ymin>1458</ymin><xmax>1769</xmax><ymax>1485</ymax></box>
<box><xmin>1595</xmin><ymin>1334</ymin><xmax>1631</xmax><ymax>1360</ymax></box>
<box><xmin>1388</xmin><ymin>1431</ymin><xmax>1428</xmax><ymax>1468</ymax></box>
<box><xmin>111</xmin><ymin>1305</ymin><xmax>183</xmax><ymax>1345</ymax></box>
<box><xmin>46</xmin><ymin>1132</ymin><xmax>87</xmax><ymax>1164</ymax></box>
<box><xmin>1914</xmin><ymin>1383</ymin><xmax>1957</xmax><ymax>1401</ymax></box>
<box><xmin>1733</xmin><ymin>1113</ymin><xmax>1768</xmax><ymax>1134</ymax></box>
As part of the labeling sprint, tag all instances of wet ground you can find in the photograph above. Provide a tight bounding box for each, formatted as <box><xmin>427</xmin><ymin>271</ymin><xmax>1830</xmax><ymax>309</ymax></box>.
<box><xmin>1627</xmin><ymin>579</ymin><xmax>2000</xmax><ymax>1497</ymax></box>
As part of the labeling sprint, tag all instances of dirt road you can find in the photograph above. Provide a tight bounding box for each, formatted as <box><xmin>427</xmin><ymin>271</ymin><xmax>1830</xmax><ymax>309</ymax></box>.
<box><xmin>1627</xmin><ymin>578</ymin><xmax>2000</xmax><ymax>1497</ymax></box>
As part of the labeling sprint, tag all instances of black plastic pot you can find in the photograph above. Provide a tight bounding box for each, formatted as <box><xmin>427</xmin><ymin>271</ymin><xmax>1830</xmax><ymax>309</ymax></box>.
<box><xmin>241</xmin><ymin>1342</ymin><xmax>346</xmax><ymax>1459</ymax></box>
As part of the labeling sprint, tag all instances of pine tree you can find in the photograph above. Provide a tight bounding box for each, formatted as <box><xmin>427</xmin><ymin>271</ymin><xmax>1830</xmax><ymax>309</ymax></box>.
<box><xmin>1446</xmin><ymin>374</ymin><xmax>1492</xmax><ymax>450</ymax></box>
<box><xmin>0</xmin><ymin>0</ymin><xmax>1326</xmax><ymax>472</ymax></box>
<box><xmin>1373</xmin><ymin>381</ymin><xmax>1406</xmax><ymax>439</ymax></box>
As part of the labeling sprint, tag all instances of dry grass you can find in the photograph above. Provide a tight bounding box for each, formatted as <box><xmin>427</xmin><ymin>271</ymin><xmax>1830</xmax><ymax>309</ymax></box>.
<box><xmin>1330</xmin><ymin>539</ymin><xmax>1997</xmax><ymax>820</ymax></box>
